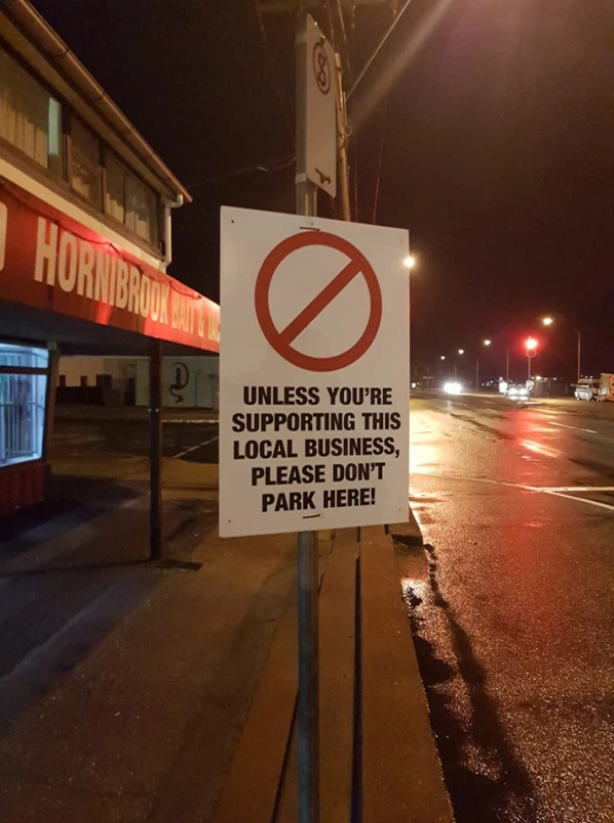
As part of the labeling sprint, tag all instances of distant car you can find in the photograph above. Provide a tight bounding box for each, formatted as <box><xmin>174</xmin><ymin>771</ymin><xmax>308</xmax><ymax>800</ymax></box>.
<box><xmin>574</xmin><ymin>378</ymin><xmax>600</xmax><ymax>401</ymax></box>
<box><xmin>505</xmin><ymin>383</ymin><xmax>530</xmax><ymax>400</ymax></box>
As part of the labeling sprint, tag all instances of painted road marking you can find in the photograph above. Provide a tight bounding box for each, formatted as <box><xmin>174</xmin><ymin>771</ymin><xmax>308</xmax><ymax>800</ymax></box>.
<box><xmin>521</xmin><ymin>440</ymin><xmax>563</xmax><ymax>458</ymax></box>
<box><xmin>172</xmin><ymin>435</ymin><xmax>219</xmax><ymax>460</ymax></box>
<box><xmin>411</xmin><ymin>472</ymin><xmax>614</xmax><ymax>513</ymax></box>
<box><xmin>539</xmin><ymin>490</ymin><xmax>614</xmax><ymax>513</ymax></box>
<box><xmin>539</xmin><ymin>485</ymin><xmax>614</xmax><ymax>492</ymax></box>
<box><xmin>549</xmin><ymin>421</ymin><xmax>598</xmax><ymax>434</ymax></box>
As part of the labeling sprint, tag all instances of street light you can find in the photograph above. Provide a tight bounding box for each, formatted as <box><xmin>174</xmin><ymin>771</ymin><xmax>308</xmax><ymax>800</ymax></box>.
<box><xmin>404</xmin><ymin>255</ymin><xmax>416</xmax><ymax>270</ymax></box>
<box><xmin>476</xmin><ymin>339</ymin><xmax>492</xmax><ymax>391</ymax></box>
<box><xmin>455</xmin><ymin>349</ymin><xmax>464</xmax><ymax>378</ymax></box>
<box><xmin>483</xmin><ymin>338</ymin><xmax>509</xmax><ymax>380</ymax></box>
<box><xmin>541</xmin><ymin>315</ymin><xmax>581</xmax><ymax>381</ymax></box>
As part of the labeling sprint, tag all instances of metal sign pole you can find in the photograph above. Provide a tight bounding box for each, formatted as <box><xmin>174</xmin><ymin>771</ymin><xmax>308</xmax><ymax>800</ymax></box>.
<box><xmin>295</xmin><ymin>14</ymin><xmax>320</xmax><ymax>823</ymax></box>
<box><xmin>149</xmin><ymin>337</ymin><xmax>163</xmax><ymax>561</ymax></box>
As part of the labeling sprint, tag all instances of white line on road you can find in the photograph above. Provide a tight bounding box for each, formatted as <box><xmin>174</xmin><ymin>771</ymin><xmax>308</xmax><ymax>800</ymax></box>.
<box><xmin>538</xmin><ymin>485</ymin><xmax>614</xmax><ymax>493</ymax></box>
<box><xmin>172</xmin><ymin>435</ymin><xmax>219</xmax><ymax>460</ymax></box>
<box><xmin>411</xmin><ymin>472</ymin><xmax>614</xmax><ymax>512</ymax></box>
<box><xmin>548</xmin><ymin>421</ymin><xmax>598</xmax><ymax>434</ymax></box>
<box><xmin>537</xmin><ymin>489</ymin><xmax>614</xmax><ymax>512</ymax></box>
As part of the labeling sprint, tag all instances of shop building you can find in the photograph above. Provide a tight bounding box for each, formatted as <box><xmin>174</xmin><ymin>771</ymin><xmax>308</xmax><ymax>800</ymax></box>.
<box><xmin>0</xmin><ymin>0</ymin><xmax>219</xmax><ymax>517</ymax></box>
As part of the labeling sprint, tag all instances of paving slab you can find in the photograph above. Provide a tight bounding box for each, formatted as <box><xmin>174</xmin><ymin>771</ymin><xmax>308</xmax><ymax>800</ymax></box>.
<box><xmin>0</xmin><ymin>521</ymin><xmax>296</xmax><ymax>823</ymax></box>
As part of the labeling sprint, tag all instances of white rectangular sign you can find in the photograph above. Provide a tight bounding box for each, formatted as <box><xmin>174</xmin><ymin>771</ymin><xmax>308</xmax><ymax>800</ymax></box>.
<box><xmin>305</xmin><ymin>15</ymin><xmax>337</xmax><ymax>197</ymax></box>
<box><xmin>219</xmin><ymin>206</ymin><xmax>409</xmax><ymax>538</ymax></box>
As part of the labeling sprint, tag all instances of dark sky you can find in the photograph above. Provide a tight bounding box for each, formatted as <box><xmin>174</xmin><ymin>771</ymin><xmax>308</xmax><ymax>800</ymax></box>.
<box><xmin>31</xmin><ymin>0</ymin><xmax>614</xmax><ymax>378</ymax></box>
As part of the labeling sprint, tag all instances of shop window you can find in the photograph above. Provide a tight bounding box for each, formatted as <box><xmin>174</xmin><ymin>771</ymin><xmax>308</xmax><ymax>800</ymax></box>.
<box><xmin>70</xmin><ymin>116</ymin><xmax>102</xmax><ymax>206</ymax></box>
<box><xmin>125</xmin><ymin>172</ymin><xmax>158</xmax><ymax>246</ymax></box>
<box><xmin>104</xmin><ymin>152</ymin><xmax>125</xmax><ymax>223</ymax></box>
<box><xmin>0</xmin><ymin>45</ymin><xmax>63</xmax><ymax>175</ymax></box>
<box><xmin>104</xmin><ymin>150</ymin><xmax>159</xmax><ymax>247</ymax></box>
<box><xmin>0</xmin><ymin>344</ymin><xmax>49</xmax><ymax>468</ymax></box>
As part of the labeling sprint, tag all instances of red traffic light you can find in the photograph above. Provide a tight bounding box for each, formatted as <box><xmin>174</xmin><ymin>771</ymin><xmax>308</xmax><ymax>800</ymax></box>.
<box><xmin>525</xmin><ymin>336</ymin><xmax>538</xmax><ymax>353</ymax></box>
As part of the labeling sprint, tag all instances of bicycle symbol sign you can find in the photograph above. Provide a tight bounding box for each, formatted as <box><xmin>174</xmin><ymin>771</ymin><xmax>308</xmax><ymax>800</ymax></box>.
<box><xmin>312</xmin><ymin>42</ymin><xmax>331</xmax><ymax>95</ymax></box>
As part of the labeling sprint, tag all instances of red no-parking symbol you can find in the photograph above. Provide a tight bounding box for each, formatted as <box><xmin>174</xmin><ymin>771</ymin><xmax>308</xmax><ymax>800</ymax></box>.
<box><xmin>254</xmin><ymin>231</ymin><xmax>382</xmax><ymax>372</ymax></box>
<box><xmin>313</xmin><ymin>42</ymin><xmax>331</xmax><ymax>95</ymax></box>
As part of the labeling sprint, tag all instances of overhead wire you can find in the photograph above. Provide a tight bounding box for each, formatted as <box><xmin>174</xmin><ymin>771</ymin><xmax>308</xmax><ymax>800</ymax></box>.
<box><xmin>186</xmin><ymin>154</ymin><xmax>295</xmax><ymax>190</ymax></box>
<box><xmin>347</xmin><ymin>0</ymin><xmax>416</xmax><ymax>102</ymax></box>
<box><xmin>371</xmin><ymin>0</ymin><xmax>398</xmax><ymax>223</ymax></box>
<box><xmin>187</xmin><ymin>4</ymin><xmax>298</xmax><ymax>194</ymax></box>
<box><xmin>371</xmin><ymin>97</ymin><xmax>389</xmax><ymax>224</ymax></box>
<box><xmin>253</xmin><ymin>2</ymin><xmax>296</xmax><ymax>148</ymax></box>
<box><xmin>328</xmin><ymin>0</ymin><xmax>352</xmax><ymax>82</ymax></box>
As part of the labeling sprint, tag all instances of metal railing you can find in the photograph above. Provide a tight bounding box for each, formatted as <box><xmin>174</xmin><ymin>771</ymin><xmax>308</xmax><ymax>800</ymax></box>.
<box><xmin>0</xmin><ymin>374</ymin><xmax>46</xmax><ymax>466</ymax></box>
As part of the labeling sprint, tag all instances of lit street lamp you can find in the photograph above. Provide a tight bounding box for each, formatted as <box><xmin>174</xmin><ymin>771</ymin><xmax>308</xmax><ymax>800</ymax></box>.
<box><xmin>476</xmin><ymin>339</ymin><xmax>492</xmax><ymax>391</ymax></box>
<box><xmin>437</xmin><ymin>354</ymin><xmax>446</xmax><ymax>380</ymax></box>
<box><xmin>482</xmin><ymin>339</ymin><xmax>509</xmax><ymax>380</ymax></box>
<box><xmin>455</xmin><ymin>348</ymin><xmax>464</xmax><ymax>379</ymax></box>
<box><xmin>541</xmin><ymin>315</ymin><xmax>581</xmax><ymax>381</ymax></box>
<box><xmin>404</xmin><ymin>255</ymin><xmax>416</xmax><ymax>270</ymax></box>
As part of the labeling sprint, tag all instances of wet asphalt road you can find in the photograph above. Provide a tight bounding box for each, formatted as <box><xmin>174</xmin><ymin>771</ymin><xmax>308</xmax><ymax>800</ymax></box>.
<box><xmin>406</xmin><ymin>392</ymin><xmax>614</xmax><ymax>823</ymax></box>
<box><xmin>51</xmin><ymin>418</ymin><xmax>219</xmax><ymax>463</ymax></box>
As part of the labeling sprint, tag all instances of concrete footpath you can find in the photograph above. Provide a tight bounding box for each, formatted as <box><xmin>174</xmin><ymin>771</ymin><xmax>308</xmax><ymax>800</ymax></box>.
<box><xmin>0</xmin><ymin>459</ymin><xmax>453</xmax><ymax>822</ymax></box>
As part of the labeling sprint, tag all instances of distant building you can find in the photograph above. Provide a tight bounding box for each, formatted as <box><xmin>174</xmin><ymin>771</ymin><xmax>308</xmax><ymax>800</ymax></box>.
<box><xmin>57</xmin><ymin>355</ymin><xmax>219</xmax><ymax>410</ymax></box>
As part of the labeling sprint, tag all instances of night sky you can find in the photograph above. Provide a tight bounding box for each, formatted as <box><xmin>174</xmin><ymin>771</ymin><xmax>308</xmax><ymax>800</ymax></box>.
<box><xmin>30</xmin><ymin>0</ymin><xmax>614</xmax><ymax>380</ymax></box>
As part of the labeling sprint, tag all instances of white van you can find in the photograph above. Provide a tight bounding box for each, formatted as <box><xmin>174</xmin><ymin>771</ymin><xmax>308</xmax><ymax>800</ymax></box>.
<box><xmin>574</xmin><ymin>378</ymin><xmax>600</xmax><ymax>400</ymax></box>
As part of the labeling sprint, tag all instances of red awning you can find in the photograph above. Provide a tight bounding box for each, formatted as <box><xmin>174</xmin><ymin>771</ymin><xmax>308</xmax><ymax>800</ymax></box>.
<box><xmin>0</xmin><ymin>175</ymin><xmax>219</xmax><ymax>353</ymax></box>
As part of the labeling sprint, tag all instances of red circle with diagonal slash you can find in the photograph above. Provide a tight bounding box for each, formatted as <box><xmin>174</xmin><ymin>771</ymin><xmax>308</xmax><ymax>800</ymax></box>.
<box><xmin>254</xmin><ymin>231</ymin><xmax>382</xmax><ymax>372</ymax></box>
<box><xmin>313</xmin><ymin>43</ymin><xmax>331</xmax><ymax>94</ymax></box>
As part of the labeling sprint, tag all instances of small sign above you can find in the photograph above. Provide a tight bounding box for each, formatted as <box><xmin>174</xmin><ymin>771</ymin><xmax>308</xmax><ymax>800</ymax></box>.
<box><xmin>305</xmin><ymin>15</ymin><xmax>337</xmax><ymax>197</ymax></box>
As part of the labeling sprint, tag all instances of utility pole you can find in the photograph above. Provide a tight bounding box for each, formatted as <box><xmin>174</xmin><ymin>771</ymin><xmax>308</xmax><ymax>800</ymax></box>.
<box><xmin>335</xmin><ymin>52</ymin><xmax>351</xmax><ymax>221</ymax></box>
<box><xmin>295</xmin><ymin>14</ymin><xmax>319</xmax><ymax>823</ymax></box>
